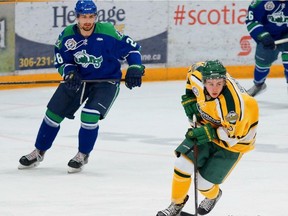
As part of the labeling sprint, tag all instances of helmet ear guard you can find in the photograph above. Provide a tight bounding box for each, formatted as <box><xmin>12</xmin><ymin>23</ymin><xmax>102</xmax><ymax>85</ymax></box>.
<box><xmin>198</xmin><ymin>60</ymin><xmax>227</xmax><ymax>82</ymax></box>
<box><xmin>75</xmin><ymin>0</ymin><xmax>97</xmax><ymax>17</ymax></box>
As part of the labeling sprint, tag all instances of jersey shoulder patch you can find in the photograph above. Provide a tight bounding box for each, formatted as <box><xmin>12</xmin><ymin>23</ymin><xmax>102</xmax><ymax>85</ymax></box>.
<box><xmin>250</xmin><ymin>0</ymin><xmax>263</xmax><ymax>9</ymax></box>
<box><xmin>55</xmin><ymin>25</ymin><xmax>76</xmax><ymax>49</ymax></box>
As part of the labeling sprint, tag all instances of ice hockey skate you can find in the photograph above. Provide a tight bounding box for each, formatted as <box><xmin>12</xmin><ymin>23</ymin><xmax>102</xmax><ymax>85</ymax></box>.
<box><xmin>18</xmin><ymin>148</ymin><xmax>45</xmax><ymax>169</ymax></box>
<box><xmin>247</xmin><ymin>83</ymin><xmax>267</xmax><ymax>97</ymax></box>
<box><xmin>67</xmin><ymin>152</ymin><xmax>89</xmax><ymax>173</ymax></box>
<box><xmin>157</xmin><ymin>195</ymin><xmax>189</xmax><ymax>216</ymax></box>
<box><xmin>197</xmin><ymin>189</ymin><xmax>222</xmax><ymax>215</ymax></box>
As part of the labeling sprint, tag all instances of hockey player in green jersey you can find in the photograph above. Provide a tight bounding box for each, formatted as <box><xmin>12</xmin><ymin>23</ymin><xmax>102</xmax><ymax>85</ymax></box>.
<box><xmin>18</xmin><ymin>0</ymin><xmax>144</xmax><ymax>173</ymax></box>
<box><xmin>157</xmin><ymin>60</ymin><xmax>259</xmax><ymax>216</ymax></box>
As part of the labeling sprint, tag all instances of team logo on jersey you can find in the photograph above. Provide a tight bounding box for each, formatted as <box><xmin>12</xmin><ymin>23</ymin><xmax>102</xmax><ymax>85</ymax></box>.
<box><xmin>225</xmin><ymin>111</ymin><xmax>238</xmax><ymax>124</ymax></box>
<box><xmin>267</xmin><ymin>4</ymin><xmax>288</xmax><ymax>25</ymax></box>
<box><xmin>199</xmin><ymin>110</ymin><xmax>221</xmax><ymax>126</ymax></box>
<box><xmin>74</xmin><ymin>50</ymin><xmax>103</xmax><ymax>69</ymax></box>
<box><xmin>64</xmin><ymin>39</ymin><xmax>88</xmax><ymax>51</ymax></box>
<box><xmin>192</xmin><ymin>87</ymin><xmax>199</xmax><ymax>96</ymax></box>
<box><xmin>250</xmin><ymin>0</ymin><xmax>257</xmax><ymax>7</ymax></box>
<box><xmin>264</xmin><ymin>1</ymin><xmax>275</xmax><ymax>11</ymax></box>
<box><xmin>55</xmin><ymin>39</ymin><xmax>61</xmax><ymax>49</ymax></box>
<box><xmin>116</xmin><ymin>30</ymin><xmax>123</xmax><ymax>38</ymax></box>
<box><xmin>65</xmin><ymin>39</ymin><xmax>78</xmax><ymax>50</ymax></box>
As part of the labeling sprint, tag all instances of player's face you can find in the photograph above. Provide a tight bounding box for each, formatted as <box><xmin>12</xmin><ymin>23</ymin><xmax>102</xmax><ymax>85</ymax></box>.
<box><xmin>77</xmin><ymin>14</ymin><xmax>96</xmax><ymax>32</ymax></box>
<box><xmin>204</xmin><ymin>78</ymin><xmax>226</xmax><ymax>98</ymax></box>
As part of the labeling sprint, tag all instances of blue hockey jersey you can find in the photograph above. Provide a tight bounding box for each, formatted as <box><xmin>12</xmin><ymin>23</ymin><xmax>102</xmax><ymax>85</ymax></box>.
<box><xmin>246</xmin><ymin>0</ymin><xmax>288</xmax><ymax>42</ymax></box>
<box><xmin>54</xmin><ymin>22</ymin><xmax>142</xmax><ymax>80</ymax></box>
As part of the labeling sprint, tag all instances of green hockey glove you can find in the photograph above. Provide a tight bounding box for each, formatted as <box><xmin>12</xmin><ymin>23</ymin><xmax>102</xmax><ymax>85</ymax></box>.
<box><xmin>185</xmin><ymin>123</ymin><xmax>217</xmax><ymax>145</ymax></box>
<box><xmin>181</xmin><ymin>94</ymin><xmax>200</xmax><ymax>119</ymax></box>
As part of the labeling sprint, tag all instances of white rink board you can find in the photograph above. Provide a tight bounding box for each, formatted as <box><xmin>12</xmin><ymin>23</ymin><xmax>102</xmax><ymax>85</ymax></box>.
<box><xmin>14</xmin><ymin>1</ymin><xmax>256</xmax><ymax>67</ymax></box>
<box><xmin>167</xmin><ymin>1</ymin><xmax>255</xmax><ymax>66</ymax></box>
<box><xmin>15</xmin><ymin>1</ymin><xmax>168</xmax><ymax>44</ymax></box>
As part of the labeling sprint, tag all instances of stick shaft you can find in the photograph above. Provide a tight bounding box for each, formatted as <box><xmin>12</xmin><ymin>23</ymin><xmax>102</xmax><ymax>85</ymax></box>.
<box><xmin>0</xmin><ymin>79</ymin><xmax>124</xmax><ymax>85</ymax></box>
<box><xmin>275</xmin><ymin>38</ymin><xmax>288</xmax><ymax>45</ymax></box>
<box><xmin>193</xmin><ymin>144</ymin><xmax>198</xmax><ymax>216</ymax></box>
<box><xmin>190</xmin><ymin>114</ymin><xmax>199</xmax><ymax>216</ymax></box>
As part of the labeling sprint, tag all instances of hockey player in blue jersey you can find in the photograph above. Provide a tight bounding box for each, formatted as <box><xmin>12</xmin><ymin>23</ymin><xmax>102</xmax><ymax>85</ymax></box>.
<box><xmin>18</xmin><ymin>0</ymin><xmax>144</xmax><ymax>173</ymax></box>
<box><xmin>246</xmin><ymin>0</ymin><xmax>288</xmax><ymax>96</ymax></box>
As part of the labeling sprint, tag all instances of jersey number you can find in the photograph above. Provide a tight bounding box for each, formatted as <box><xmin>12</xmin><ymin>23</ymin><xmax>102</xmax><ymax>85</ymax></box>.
<box><xmin>247</xmin><ymin>11</ymin><xmax>254</xmax><ymax>20</ymax></box>
<box><xmin>55</xmin><ymin>53</ymin><xmax>64</xmax><ymax>64</ymax></box>
<box><xmin>126</xmin><ymin>37</ymin><xmax>137</xmax><ymax>48</ymax></box>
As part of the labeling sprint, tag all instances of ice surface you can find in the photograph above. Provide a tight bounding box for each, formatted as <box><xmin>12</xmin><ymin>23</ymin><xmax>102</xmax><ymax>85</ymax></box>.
<box><xmin>0</xmin><ymin>78</ymin><xmax>287</xmax><ymax>216</ymax></box>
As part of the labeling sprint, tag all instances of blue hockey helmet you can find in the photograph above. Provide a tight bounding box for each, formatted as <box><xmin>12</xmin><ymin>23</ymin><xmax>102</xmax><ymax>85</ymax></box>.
<box><xmin>75</xmin><ymin>0</ymin><xmax>97</xmax><ymax>16</ymax></box>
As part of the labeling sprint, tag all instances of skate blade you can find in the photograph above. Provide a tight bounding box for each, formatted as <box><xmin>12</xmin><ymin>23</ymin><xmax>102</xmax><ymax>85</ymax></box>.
<box><xmin>180</xmin><ymin>211</ymin><xmax>195</xmax><ymax>216</ymax></box>
<box><xmin>67</xmin><ymin>166</ymin><xmax>83</xmax><ymax>174</ymax></box>
<box><xmin>18</xmin><ymin>161</ymin><xmax>40</xmax><ymax>170</ymax></box>
<box><xmin>252</xmin><ymin>87</ymin><xmax>267</xmax><ymax>97</ymax></box>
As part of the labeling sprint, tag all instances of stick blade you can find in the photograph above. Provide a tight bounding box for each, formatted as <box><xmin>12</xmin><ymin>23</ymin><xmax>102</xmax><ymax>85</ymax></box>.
<box><xmin>180</xmin><ymin>211</ymin><xmax>195</xmax><ymax>216</ymax></box>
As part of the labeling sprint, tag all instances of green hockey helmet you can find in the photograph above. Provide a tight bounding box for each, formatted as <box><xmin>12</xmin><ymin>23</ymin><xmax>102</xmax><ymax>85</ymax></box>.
<box><xmin>199</xmin><ymin>60</ymin><xmax>227</xmax><ymax>82</ymax></box>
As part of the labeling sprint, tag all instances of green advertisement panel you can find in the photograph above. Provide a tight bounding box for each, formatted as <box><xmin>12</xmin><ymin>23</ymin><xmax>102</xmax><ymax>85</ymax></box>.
<box><xmin>0</xmin><ymin>3</ymin><xmax>15</xmax><ymax>73</ymax></box>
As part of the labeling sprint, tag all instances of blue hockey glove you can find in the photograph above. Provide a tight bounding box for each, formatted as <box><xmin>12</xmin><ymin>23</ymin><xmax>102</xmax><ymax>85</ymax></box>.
<box><xmin>64</xmin><ymin>71</ymin><xmax>82</xmax><ymax>90</ymax></box>
<box><xmin>125</xmin><ymin>65</ymin><xmax>145</xmax><ymax>89</ymax></box>
<box><xmin>259</xmin><ymin>33</ymin><xmax>275</xmax><ymax>50</ymax></box>
<box><xmin>185</xmin><ymin>123</ymin><xmax>217</xmax><ymax>145</ymax></box>
<box><xmin>181</xmin><ymin>94</ymin><xmax>201</xmax><ymax>120</ymax></box>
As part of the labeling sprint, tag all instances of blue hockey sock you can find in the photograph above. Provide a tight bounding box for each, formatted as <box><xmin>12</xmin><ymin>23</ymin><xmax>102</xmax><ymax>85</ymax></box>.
<box><xmin>284</xmin><ymin>68</ymin><xmax>288</xmax><ymax>83</ymax></box>
<box><xmin>78</xmin><ymin>126</ymin><xmax>99</xmax><ymax>154</ymax></box>
<box><xmin>35</xmin><ymin>118</ymin><xmax>60</xmax><ymax>151</ymax></box>
<box><xmin>254</xmin><ymin>65</ymin><xmax>270</xmax><ymax>85</ymax></box>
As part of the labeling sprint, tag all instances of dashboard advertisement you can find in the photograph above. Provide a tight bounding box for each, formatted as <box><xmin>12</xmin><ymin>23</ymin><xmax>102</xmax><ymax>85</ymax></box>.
<box><xmin>0</xmin><ymin>3</ymin><xmax>15</xmax><ymax>73</ymax></box>
<box><xmin>15</xmin><ymin>1</ymin><xmax>168</xmax><ymax>71</ymax></box>
<box><xmin>1</xmin><ymin>1</ymin><xmax>260</xmax><ymax>74</ymax></box>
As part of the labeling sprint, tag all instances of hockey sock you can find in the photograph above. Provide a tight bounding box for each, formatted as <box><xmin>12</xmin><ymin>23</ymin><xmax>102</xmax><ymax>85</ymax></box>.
<box><xmin>171</xmin><ymin>168</ymin><xmax>191</xmax><ymax>204</ymax></box>
<box><xmin>78</xmin><ymin>108</ymin><xmax>100</xmax><ymax>154</ymax></box>
<box><xmin>281</xmin><ymin>52</ymin><xmax>288</xmax><ymax>83</ymax></box>
<box><xmin>35</xmin><ymin>117</ymin><xmax>60</xmax><ymax>151</ymax></box>
<box><xmin>78</xmin><ymin>125</ymin><xmax>99</xmax><ymax>154</ymax></box>
<box><xmin>284</xmin><ymin>67</ymin><xmax>288</xmax><ymax>83</ymax></box>
<box><xmin>199</xmin><ymin>184</ymin><xmax>219</xmax><ymax>199</ymax></box>
<box><xmin>253</xmin><ymin>64</ymin><xmax>270</xmax><ymax>84</ymax></box>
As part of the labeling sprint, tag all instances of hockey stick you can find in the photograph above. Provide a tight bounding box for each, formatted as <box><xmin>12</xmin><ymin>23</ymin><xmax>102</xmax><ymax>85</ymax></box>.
<box><xmin>0</xmin><ymin>79</ymin><xmax>124</xmax><ymax>85</ymax></box>
<box><xmin>180</xmin><ymin>147</ymin><xmax>199</xmax><ymax>216</ymax></box>
<box><xmin>181</xmin><ymin>115</ymin><xmax>199</xmax><ymax>216</ymax></box>
<box><xmin>192</xmin><ymin>114</ymin><xmax>199</xmax><ymax>216</ymax></box>
<box><xmin>193</xmin><ymin>144</ymin><xmax>199</xmax><ymax>216</ymax></box>
<box><xmin>275</xmin><ymin>38</ymin><xmax>288</xmax><ymax>45</ymax></box>
<box><xmin>180</xmin><ymin>211</ymin><xmax>195</xmax><ymax>216</ymax></box>
<box><xmin>180</xmin><ymin>146</ymin><xmax>198</xmax><ymax>216</ymax></box>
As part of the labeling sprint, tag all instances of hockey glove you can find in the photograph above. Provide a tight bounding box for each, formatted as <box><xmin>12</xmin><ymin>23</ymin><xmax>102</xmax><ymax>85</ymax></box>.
<box><xmin>64</xmin><ymin>71</ymin><xmax>82</xmax><ymax>90</ymax></box>
<box><xmin>259</xmin><ymin>33</ymin><xmax>275</xmax><ymax>50</ymax></box>
<box><xmin>181</xmin><ymin>94</ymin><xmax>200</xmax><ymax>120</ymax></box>
<box><xmin>185</xmin><ymin>123</ymin><xmax>217</xmax><ymax>145</ymax></box>
<box><xmin>125</xmin><ymin>65</ymin><xmax>145</xmax><ymax>89</ymax></box>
